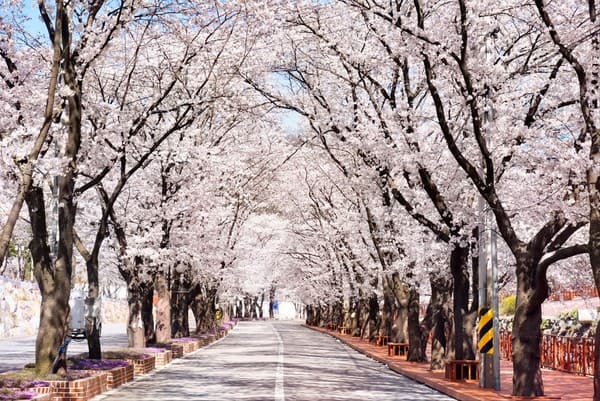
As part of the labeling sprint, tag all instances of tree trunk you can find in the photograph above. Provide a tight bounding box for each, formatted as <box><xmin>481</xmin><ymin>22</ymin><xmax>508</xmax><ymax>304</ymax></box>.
<box><xmin>26</xmin><ymin>186</ymin><xmax>73</xmax><ymax>375</ymax></box>
<box><xmin>363</xmin><ymin>293</ymin><xmax>379</xmax><ymax>340</ymax></box>
<box><xmin>269</xmin><ymin>286</ymin><xmax>276</xmax><ymax>319</ymax></box>
<box><xmin>305</xmin><ymin>305</ymin><xmax>314</xmax><ymax>325</ymax></box>
<box><xmin>82</xmin><ymin>256</ymin><xmax>102</xmax><ymax>359</ymax></box>
<box><xmin>512</xmin><ymin>254</ymin><xmax>544</xmax><ymax>396</ymax></box>
<box><xmin>421</xmin><ymin>275</ymin><xmax>452</xmax><ymax>370</ymax></box>
<box><xmin>142</xmin><ymin>286</ymin><xmax>155</xmax><ymax>344</ymax></box>
<box><xmin>450</xmin><ymin>243</ymin><xmax>476</xmax><ymax>360</ymax></box>
<box><xmin>349</xmin><ymin>297</ymin><xmax>360</xmax><ymax>334</ymax></box>
<box><xmin>190</xmin><ymin>288</ymin><xmax>216</xmax><ymax>333</ymax></box>
<box><xmin>406</xmin><ymin>287</ymin><xmax>425</xmax><ymax>362</ymax></box>
<box><xmin>236</xmin><ymin>298</ymin><xmax>243</xmax><ymax>319</ymax></box>
<box><xmin>595</xmin><ymin>324</ymin><xmax>600</xmax><ymax>401</ymax></box>
<box><xmin>126</xmin><ymin>281</ymin><xmax>145</xmax><ymax>348</ymax></box>
<box><xmin>257</xmin><ymin>293</ymin><xmax>264</xmax><ymax>319</ymax></box>
<box><xmin>586</xmin><ymin>4</ymin><xmax>600</xmax><ymax>396</ymax></box>
<box><xmin>243</xmin><ymin>296</ymin><xmax>252</xmax><ymax>319</ymax></box>
<box><xmin>154</xmin><ymin>273</ymin><xmax>171</xmax><ymax>343</ymax></box>
<box><xmin>380</xmin><ymin>279</ymin><xmax>394</xmax><ymax>337</ymax></box>
<box><xmin>171</xmin><ymin>274</ymin><xmax>190</xmax><ymax>338</ymax></box>
<box><xmin>390</xmin><ymin>273</ymin><xmax>409</xmax><ymax>342</ymax></box>
<box><xmin>191</xmin><ymin>296</ymin><xmax>210</xmax><ymax>333</ymax></box>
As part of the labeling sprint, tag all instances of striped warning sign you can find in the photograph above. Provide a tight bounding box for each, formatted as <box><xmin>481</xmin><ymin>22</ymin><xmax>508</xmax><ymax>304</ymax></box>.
<box><xmin>478</xmin><ymin>307</ymin><xmax>494</xmax><ymax>354</ymax></box>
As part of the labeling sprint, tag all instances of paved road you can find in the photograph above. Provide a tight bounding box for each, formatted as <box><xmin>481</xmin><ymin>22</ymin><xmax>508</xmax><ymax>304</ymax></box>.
<box><xmin>94</xmin><ymin>321</ymin><xmax>455</xmax><ymax>401</ymax></box>
<box><xmin>0</xmin><ymin>323</ymin><xmax>128</xmax><ymax>372</ymax></box>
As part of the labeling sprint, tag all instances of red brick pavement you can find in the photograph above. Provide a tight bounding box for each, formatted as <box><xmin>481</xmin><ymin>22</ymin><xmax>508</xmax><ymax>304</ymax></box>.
<box><xmin>307</xmin><ymin>326</ymin><xmax>593</xmax><ymax>401</ymax></box>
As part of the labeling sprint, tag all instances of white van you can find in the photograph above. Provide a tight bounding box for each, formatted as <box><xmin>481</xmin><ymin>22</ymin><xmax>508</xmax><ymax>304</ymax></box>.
<box><xmin>69</xmin><ymin>290</ymin><xmax>102</xmax><ymax>339</ymax></box>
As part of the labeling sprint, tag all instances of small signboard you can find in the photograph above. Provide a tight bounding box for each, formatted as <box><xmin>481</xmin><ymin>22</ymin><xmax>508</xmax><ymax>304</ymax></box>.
<box><xmin>578</xmin><ymin>308</ymin><xmax>598</xmax><ymax>323</ymax></box>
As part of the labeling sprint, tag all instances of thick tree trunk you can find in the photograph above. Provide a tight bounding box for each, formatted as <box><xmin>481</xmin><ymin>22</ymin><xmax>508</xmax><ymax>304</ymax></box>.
<box><xmin>84</xmin><ymin>299</ymin><xmax>101</xmax><ymax>360</ymax></box>
<box><xmin>235</xmin><ymin>299</ymin><xmax>242</xmax><ymax>319</ymax></box>
<box><xmin>190</xmin><ymin>288</ymin><xmax>216</xmax><ymax>333</ymax></box>
<box><xmin>450</xmin><ymin>243</ymin><xmax>476</xmax><ymax>360</ymax></box>
<box><xmin>142</xmin><ymin>287</ymin><xmax>155</xmax><ymax>344</ymax></box>
<box><xmin>126</xmin><ymin>282</ymin><xmax>145</xmax><ymax>348</ymax></box>
<box><xmin>191</xmin><ymin>298</ymin><xmax>211</xmax><ymax>332</ymax></box>
<box><xmin>257</xmin><ymin>294</ymin><xmax>264</xmax><ymax>319</ymax></box>
<box><xmin>380</xmin><ymin>279</ymin><xmax>394</xmax><ymax>337</ymax></box>
<box><xmin>362</xmin><ymin>293</ymin><xmax>379</xmax><ymax>341</ymax></box>
<box><xmin>406</xmin><ymin>287</ymin><xmax>425</xmax><ymax>362</ymax></box>
<box><xmin>592</xmin><ymin>205</ymin><xmax>600</xmax><ymax>400</ymax></box>
<box><xmin>171</xmin><ymin>273</ymin><xmax>192</xmax><ymax>338</ymax></box>
<box><xmin>595</xmin><ymin>324</ymin><xmax>600</xmax><ymax>401</ymax></box>
<box><xmin>26</xmin><ymin>186</ymin><xmax>73</xmax><ymax>375</ymax></box>
<box><xmin>243</xmin><ymin>296</ymin><xmax>252</xmax><ymax>319</ymax></box>
<box><xmin>305</xmin><ymin>305</ymin><xmax>314</xmax><ymax>325</ymax></box>
<box><xmin>349</xmin><ymin>297</ymin><xmax>360</xmax><ymax>334</ymax></box>
<box><xmin>356</xmin><ymin>297</ymin><xmax>368</xmax><ymax>336</ymax></box>
<box><xmin>269</xmin><ymin>286</ymin><xmax>276</xmax><ymax>319</ymax></box>
<box><xmin>154</xmin><ymin>274</ymin><xmax>171</xmax><ymax>343</ymax></box>
<box><xmin>589</xmin><ymin>119</ymin><xmax>600</xmax><ymax>401</ymax></box>
<box><xmin>83</xmin><ymin>255</ymin><xmax>101</xmax><ymax>359</ymax></box>
<box><xmin>512</xmin><ymin>255</ymin><xmax>544</xmax><ymax>396</ymax></box>
<box><xmin>390</xmin><ymin>273</ymin><xmax>409</xmax><ymax>342</ymax></box>
<box><xmin>421</xmin><ymin>275</ymin><xmax>452</xmax><ymax>370</ymax></box>
<box><xmin>332</xmin><ymin>299</ymin><xmax>344</xmax><ymax>328</ymax></box>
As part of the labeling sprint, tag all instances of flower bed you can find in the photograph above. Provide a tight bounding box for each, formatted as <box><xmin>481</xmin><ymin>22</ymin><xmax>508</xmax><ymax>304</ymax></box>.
<box><xmin>150</xmin><ymin>343</ymin><xmax>184</xmax><ymax>359</ymax></box>
<box><xmin>0</xmin><ymin>388</ymin><xmax>50</xmax><ymax>401</ymax></box>
<box><xmin>0</xmin><ymin>378</ymin><xmax>52</xmax><ymax>401</ymax></box>
<box><xmin>135</xmin><ymin>348</ymin><xmax>172</xmax><ymax>367</ymax></box>
<box><xmin>69</xmin><ymin>360</ymin><xmax>133</xmax><ymax>390</ymax></box>
<box><xmin>191</xmin><ymin>335</ymin><xmax>210</xmax><ymax>347</ymax></box>
<box><xmin>125</xmin><ymin>355</ymin><xmax>154</xmax><ymax>376</ymax></box>
<box><xmin>80</xmin><ymin>351</ymin><xmax>155</xmax><ymax>377</ymax></box>
<box><xmin>171</xmin><ymin>338</ymin><xmax>200</xmax><ymax>354</ymax></box>
<box><xmin>46</xmin><ymin>372</ymin><xmax>108</xmax><ymax>401</ymax></box>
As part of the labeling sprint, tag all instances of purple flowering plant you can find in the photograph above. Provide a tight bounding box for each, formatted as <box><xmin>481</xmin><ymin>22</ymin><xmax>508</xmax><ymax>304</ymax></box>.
<box><xmin>69</xmin><ymin>359</ymin><xmax>129</xmax><ymax>371</ymax></box>
<box><xmin>171</xmin><ymin>337</ymin><xmax>198</xmax><ymax>343</ymax></box>
<box><xmin>137</xmin><ymin>348</ymin><xmax>166</xmax><ymax>354</ymax></box>
<box><xmin>147</xmin><ymin>343</ymin><xmax>169</xmax><ymax>349</ymax></box>
<box><xmin>0</xmin><ymin>388</ymin><xmax>36</xmax><ymax>400</ymax></box>
<box><xmin>0</xmin><ymin>379</ymin><xmax>49</xmax><ymax>391</ymax></box>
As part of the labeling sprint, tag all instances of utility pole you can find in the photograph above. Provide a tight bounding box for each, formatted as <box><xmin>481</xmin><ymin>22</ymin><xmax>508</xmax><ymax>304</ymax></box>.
<box><xmin>479</xmin><ymin>28</ymin><xmax>500</xmax><ymax>390</ymax></box>
<box><xmin>478</xmin><ymin>200</ymin><xmax>500</xmax><ymax>389</ymax></box>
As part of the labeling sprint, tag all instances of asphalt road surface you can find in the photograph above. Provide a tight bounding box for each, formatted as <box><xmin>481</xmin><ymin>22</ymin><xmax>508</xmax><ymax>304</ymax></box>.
<box><xmin>0</xmin><ymin>323</ymin><xmax>128</xmax><ymax>372</ymax></box>
<box><xmin>93</xmin><ymin>321</ymin><xmax>455</xmax><ymax>401</ymax></box>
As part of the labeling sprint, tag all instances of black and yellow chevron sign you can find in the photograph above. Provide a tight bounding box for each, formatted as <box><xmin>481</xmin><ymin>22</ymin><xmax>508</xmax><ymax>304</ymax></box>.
<box><xmin>478</xmin><ymin>307</ymin><xmax>494</xmax><ymax>354</ymax></box>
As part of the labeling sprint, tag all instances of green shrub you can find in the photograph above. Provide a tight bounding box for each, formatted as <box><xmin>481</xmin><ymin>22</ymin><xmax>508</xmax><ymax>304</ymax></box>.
<box><xmin>500</xmin><ymin>295</ymin><xmax>516</xmax><ymax>316</ymax></box>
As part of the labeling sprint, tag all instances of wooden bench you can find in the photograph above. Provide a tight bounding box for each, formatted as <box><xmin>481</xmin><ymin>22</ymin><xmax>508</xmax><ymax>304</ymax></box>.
<box><xmin>444</xmin><ymin>359</ymin><xmax>479</xmax><ymax>381</ymax></box>
<box><xmin>375</xmin><ymin>335</ymin><xmax>389</xmax><ymax>346</ymax></box>
<box><xmin>387</xmin><ymin>342</ymin><xmax>409</xmax><ymax>357</ymax></box>
<box><xmin>339</xmin><ymin>326</ymin><xmax>350</xmax><ymax>335</ymax></box>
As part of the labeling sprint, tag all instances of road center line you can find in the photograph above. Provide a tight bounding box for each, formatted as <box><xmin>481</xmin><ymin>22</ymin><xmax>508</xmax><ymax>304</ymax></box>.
<box><xmin>272</xmin><ymin>324</ymin><xmax>285</xmax><ymax>401</ymax></box>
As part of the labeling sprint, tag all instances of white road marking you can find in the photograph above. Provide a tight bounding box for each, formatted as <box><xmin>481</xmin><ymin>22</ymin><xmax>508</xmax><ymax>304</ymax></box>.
<box><xmin>272</xmin><ymin>324</ymin><xmax>285</xmax><ymax>401</ymax></box>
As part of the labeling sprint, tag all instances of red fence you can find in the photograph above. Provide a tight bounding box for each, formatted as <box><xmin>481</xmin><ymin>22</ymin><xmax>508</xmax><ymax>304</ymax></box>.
<box><xmin>499</xmin><ymin>331</ymin><xmax>595</xmax><ymax>376</ymax></box>
<box><xmin>547</xmin><ymin>286</ymin><xmax>598</xmax><ymax>301</ymax></box>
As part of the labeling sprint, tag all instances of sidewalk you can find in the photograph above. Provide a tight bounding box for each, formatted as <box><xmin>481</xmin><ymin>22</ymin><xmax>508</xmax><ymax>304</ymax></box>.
<box><xmin>308</xmin><ymin>326</ymin><xmax>593</xmax><ymax>401</ymax></box>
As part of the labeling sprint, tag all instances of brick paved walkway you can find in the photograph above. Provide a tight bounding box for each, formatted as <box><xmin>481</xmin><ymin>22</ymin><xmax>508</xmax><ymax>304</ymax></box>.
<box><xmin>308</xmin><ymin>326</ymin><xmax>593</xmax><ymax>401</ymax></box>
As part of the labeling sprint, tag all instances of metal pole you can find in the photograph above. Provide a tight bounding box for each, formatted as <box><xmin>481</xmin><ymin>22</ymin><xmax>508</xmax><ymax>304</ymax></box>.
<box><xmin>491</xmin><ymin>228</ymin><xmax>500</xmax><ymax>390</ymax></box>
<box><xmin>478</xmin><ymin>197</ymin><xmax>492</xmax><ymax>387</ymax></box>
<box><xmin>480</xmin><ymin>29</ymin><xmax>500</xmax><ymax>389</ymax></box>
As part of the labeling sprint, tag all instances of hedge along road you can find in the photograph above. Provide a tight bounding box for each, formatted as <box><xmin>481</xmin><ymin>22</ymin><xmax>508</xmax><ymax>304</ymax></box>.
<box><xmin>93</xmin><ymin>321</ymin><xmax>455</xmax><ymax>401</ymax></box>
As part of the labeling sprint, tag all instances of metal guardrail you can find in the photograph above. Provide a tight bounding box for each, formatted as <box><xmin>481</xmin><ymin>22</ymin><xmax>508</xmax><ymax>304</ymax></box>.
<box><xmin>499</xmin><ymin>331</ymin><xmax>595</xmax><ymax>376</ymax></box>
